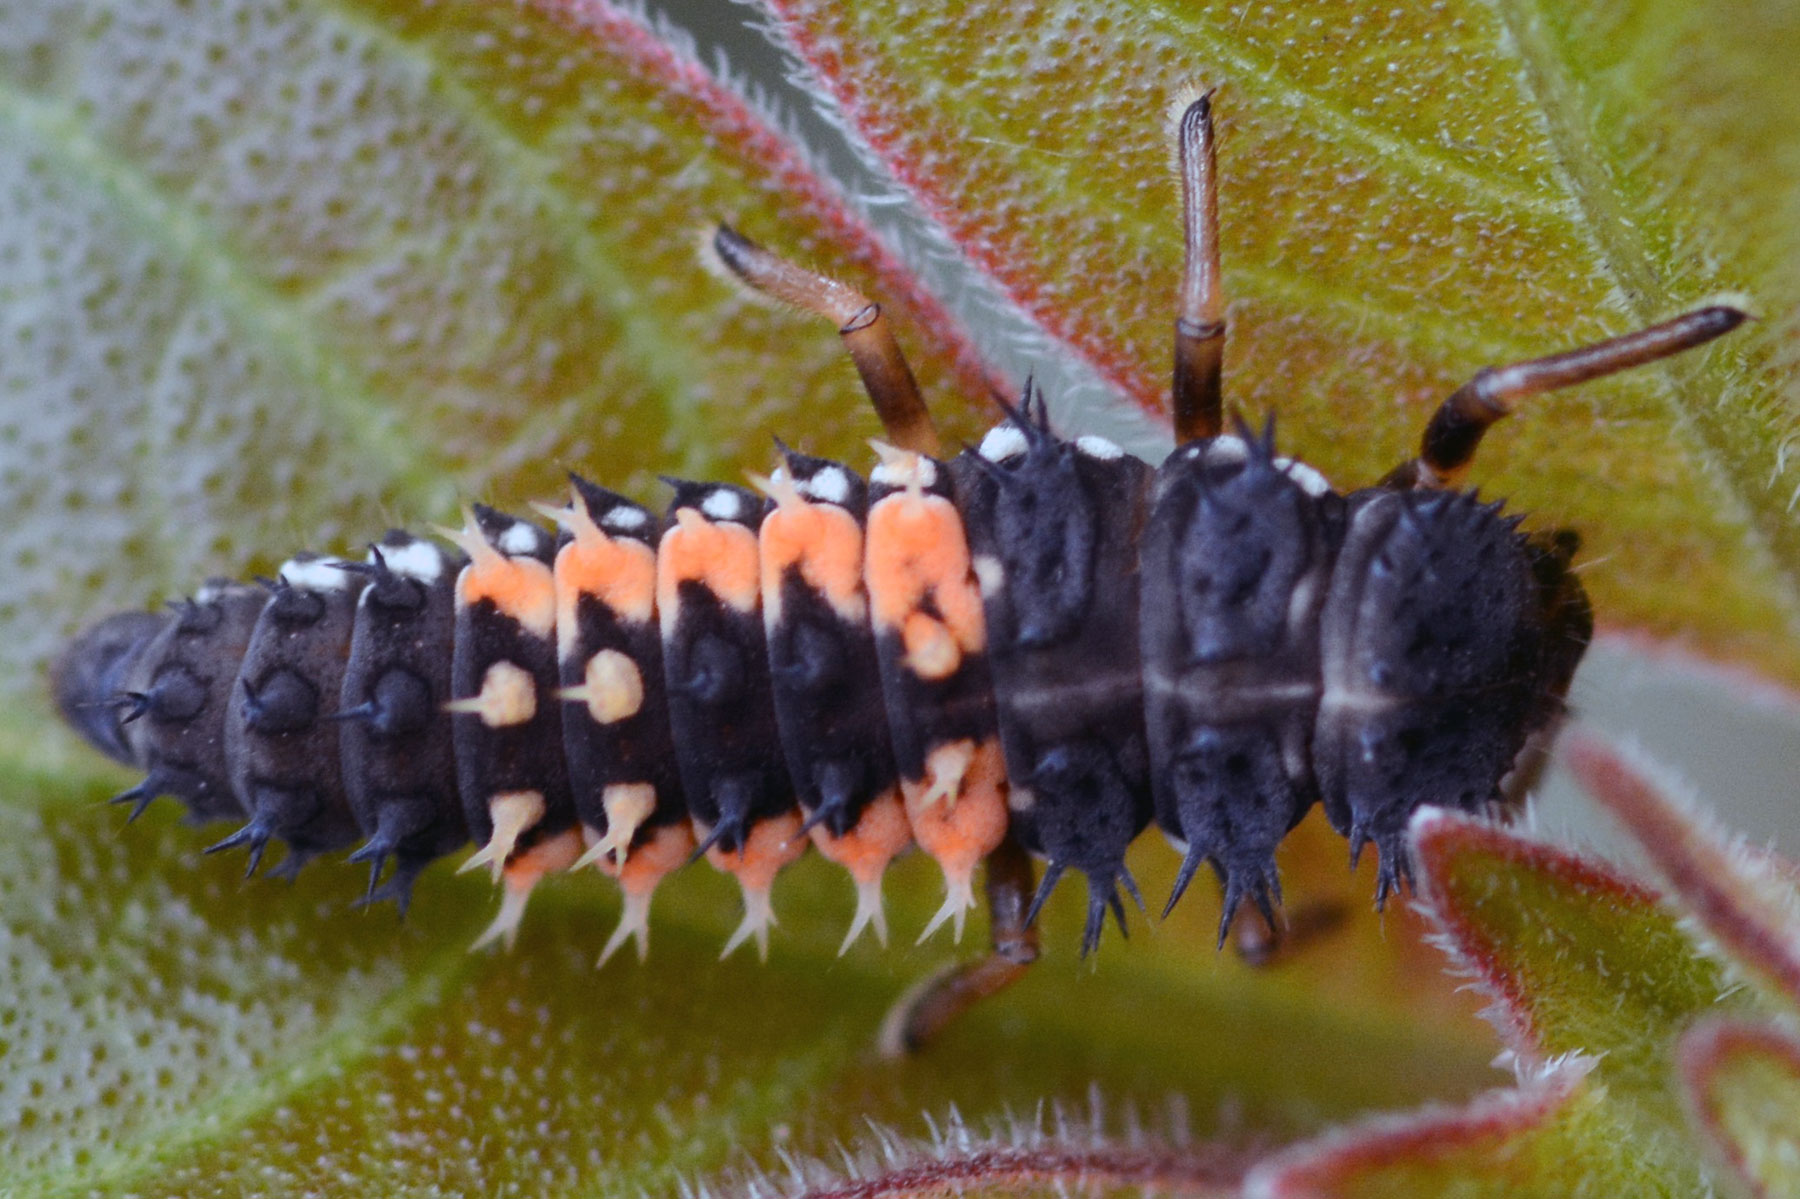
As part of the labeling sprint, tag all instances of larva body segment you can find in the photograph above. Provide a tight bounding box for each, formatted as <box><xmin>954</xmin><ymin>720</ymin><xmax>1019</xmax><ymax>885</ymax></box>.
<box><xmin>759</xmin><ymin>450</ymin><xmax>911</xmax><ymax>951</ymax></box>
<box><xmin>336</xmin><ymin>532</ymin><xmax>467</xmax><ymax>909</ymax></box>
<box><xmin>548</xmin><ymin>481</ymin><xmax>686</xmax><ymax>882</ymax></box>
<box><xmin>1139</xmin><ymin>429</ymin><xmax>1341</xmax><ymax>938</ymax></box>
<box><xmin>952</xmin><ymin>410</ymin><xmax>1156</xmax><ymax>956</ymax></box>
<box><xmin>217</xmin><ymin>553</ymin><xmax>363</xmax><ymax>874</ymax></box>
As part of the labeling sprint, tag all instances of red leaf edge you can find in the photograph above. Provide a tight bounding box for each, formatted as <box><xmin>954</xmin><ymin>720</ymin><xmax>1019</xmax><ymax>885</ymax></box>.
<box><xmin>1563</xmin><ymin>732</ymin><xmax>1800</xmax><ymax>1011</ymax></box>
<box><xmin>1676</xmin><ymin>1015</ymin><xmax>1800</xmax><ymax>1199</ymax></box>
<box><xmin>1408</xmin><ymin>806</ymin><xmax>1661</xmax><ymax>1064</ymax></box>
<box><xmin>538</xmin><ymin>0</ymin><xmax>1011</xmax><ymax>408</ymax></box>
<box><xmin>757</xmin><ymin>0</ymin><xmax>1163</xmax><ymax>415</ymax></box>
<box><xmin>1241</xmin><ymin>1055</ymin><xmax>1593</xmax><ymax>1198</ymax></box>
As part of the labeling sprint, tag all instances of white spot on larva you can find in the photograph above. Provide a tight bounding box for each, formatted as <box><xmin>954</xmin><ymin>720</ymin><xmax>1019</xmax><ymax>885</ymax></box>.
<box><xmin>1276</xmin><ymin>457</ymin><xmax>1333</xmax><ymax>498</ymax></box>
<box><xmin>871</xmin><ymin>454</ymin><xmax>938</xmax><ymax>490</ymax></box>
<box><xmin>800</xmin><ymin>466</ymin><xmax>851</xmax><ymax>505</ymax></box>
<box><xmin>972</xmin><ymin>554</ymin><xmax>1006</xmax><ymax>594</ymax></box>
<box><xmin>446</xmin><ymin>660</ymin><xmax>537</xmax><ymax>727</ymax></box>
<box><xmin>701</xmin><ymin>489</ymin><xmax>742</xmax><ymax>521</ymax></box>
<box><xmin>498</xmin><ymin>521</ymin><xmax>540</xmax><ymax>556</ymax></box>
<box><xmin>380</xmin><ymin>539</ymin><xmax>445</xmax><ymax>583</ymax></box>
<box><xmin>602</xmin><ymin>505</ymin><xmax>648</xmax><ymax>532</ymax></box>
<box><xmin>570</xmin><ymin>649</ymin><xmax>643</xmax><ymax>724</ymax></box>
<box><xmin>1203</xmin><ymin>435</ymin><xmax>1248</xmax><ymax>466</ymax></box>
<box><xmin>978</xmin><ymin>425</ymin><xmax>1028</xmax><ymax>462</ymax></box>
<box><xmin>278</xmin><ymin>556</ymin><xmax>351</xmax><ymax>592</ymax></box>
<box><xmin>1075</xmin><ymin>435</ymin><xmax>1124</xmax><ymax>460</ymax></box>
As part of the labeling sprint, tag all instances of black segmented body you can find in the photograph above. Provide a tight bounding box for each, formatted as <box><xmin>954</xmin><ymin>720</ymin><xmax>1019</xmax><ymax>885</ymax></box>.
<box><xmin>54</xmin><ymin>396</ymin><xmax>1591</xmax><ymax>956</ymax></box>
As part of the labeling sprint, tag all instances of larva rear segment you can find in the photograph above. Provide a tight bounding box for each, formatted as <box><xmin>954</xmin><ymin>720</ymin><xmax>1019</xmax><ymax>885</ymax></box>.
<box><xmin>758</xmin><ymin>448</ymin><xmax>909</xmax><ymax>953</ymax></box>
<box><xmin>952</xmin><ymin>401</ymin><xmax>1155</xmax><ymax>957</ymax></box>
<box><xmin>658</xmin><ymin>481</ymin><xmax>803</xmax><ymax>960</ymax></box>
<box><xmin>542</xmin><ymin>477</ymin><xmax>692</xmax><ymax>964</ymax></box>
<box><xmin>1140</xmin><ymin>426</ymin><xmax>1342</xmax><ymax>944</ymax></box>
<box><xmin>863</xmin><ymin>449</ymin><xmax>1009</xmax><ymax>944</ymax></box>
<box><xmin>336</xmin><ymin>532</ymin><xmax>468</xmax><ymax>911</ymax></box>
<box><xmin>211</xmin><ymin>554</ymin><xmax>364</xmax><ymax>877</ymax></box>
<box><xmin>112</xmin><ymin>581</ymin><xmax>270</xmax><ymax>823</ymax></box>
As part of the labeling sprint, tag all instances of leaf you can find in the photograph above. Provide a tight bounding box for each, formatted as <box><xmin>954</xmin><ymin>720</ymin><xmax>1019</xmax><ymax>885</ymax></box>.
<box><xmin>1563</xmin><ymin>732</ymin><xmax>1800</xmax><ymax>1014</ymax></box>
<box><xmin>1245</xmin><ymin>1058</ymin><xmax>1606</xmax><ymax>1199</ymax></box>
<box><xmin>1678</xmin><ymin>1017</ymin><xmax>1800</xmax><ymax>1199</ymax></box>
<box><xmin>1255</xmin><ymin>807</ymin><xmax>1760</xmax><ymax>1194</ymax></box>
<box><xmin>763</xmin><ymin>0</ymin><xmax>1800</xmax><ymax>684</ymax></box>
<box><xmin>1</xmin><ymin>786</ymin><xmax>1495</xmax><ymax>1196</ymax></box>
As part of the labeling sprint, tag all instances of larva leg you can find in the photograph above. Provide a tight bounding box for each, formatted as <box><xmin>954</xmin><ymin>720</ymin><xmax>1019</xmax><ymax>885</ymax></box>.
<box><xmin>1382</xmin><ymin>305</ymin><xmax>1746</xmax><ymax>491</ymax></box>
<box><xmin>877</xmin><ymin>836</ymin><xmax>1039</xmax><ymax>1057</ymax></box>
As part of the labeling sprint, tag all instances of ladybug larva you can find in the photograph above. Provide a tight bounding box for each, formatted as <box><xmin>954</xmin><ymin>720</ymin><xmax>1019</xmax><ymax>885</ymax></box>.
<box><xmin>52</xmin><ymin>93</ymin><xmax>1743</xmax><ymax>1048</ymax></box>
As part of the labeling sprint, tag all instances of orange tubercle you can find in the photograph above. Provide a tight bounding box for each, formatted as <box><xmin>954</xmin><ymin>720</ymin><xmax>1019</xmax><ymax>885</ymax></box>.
<box><xmin>810</xmin><ymin>790</ymin><xmax>912</xmax><ymax>885</ymax></box>
<box><xmin>471</xmin><ymin>827</ymin><xmax>584</xmax><ymax>951</ymax></box>
<box><xmin>865</xmin><ymin>491</ymin><xmax>985</xmax><ymax>653</ymax></box>
<box><xmin>760</xmin><ymin>500</ymin><xmax>867</xmax><ymax>624</ymax></box>
<box><xmin>704</xmin><ymin>808</ymin><xmax>808</xmax><ymax>892</ymax></box>
<box><xmin>657</xmin><ymin>511</ymin><xmax>760</xmax><ymax>618</ymax></box>
<box><xmin>460</xmin><ymin>554</ymin><xmax>557</xmax><ymax>640</ymax></box>
<box><xmin>907</xmin><ymin>738</ymin><xmax>1010</xmax><ymax>943</ymax></box>
<box><xmin>555</xmin><ymin>533</ymin><xmax>657</xmax><ymax>633</ymax></box>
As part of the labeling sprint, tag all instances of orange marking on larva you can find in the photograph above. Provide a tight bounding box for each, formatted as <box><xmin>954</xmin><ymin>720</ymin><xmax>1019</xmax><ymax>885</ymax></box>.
<box><xmin>811</xmin><ymin>790</ymin><xmax>911</xmax><ymax>953</ymax></box>
<box><xmin>554</xmin><ymin>533</ymin><xmax>656</xmax><ymax>637</ymax></box>
<box><xmin>901</xmin><ymin>611</ymin><xmax>960</xmax><ymax>680</ymax></box>
<box><xmin>588</xmin><ymin>819</ymin><xmax>695</xmax><ymax>967</ymax></box>
<box><xmin>657</xmin><ymin>510</ymin><xmax>760</xmax><ymax>623</ymax></box>
<box><xmin>706</xmin><ymin>810</ymin><xmax>808</xmax><ymax>961</ymax></box>
<box><xmin>460</xmin><ymin>554</ymin><xmax>557</xmax><ymax>641</ymax></box>
<box><xmin>865</xmin><ymin>491</ymin><xmax>986</xmax><ymax>659</ymax></box>
<box><xmin>810</xmin><ymin>789</ymin><xmax>912</xmax><ymax>882</ymax></box>
<box><xmin>759</xmin><ymin>500</ymin><xmax>867</xmax><ymax>626</ymax></box>
<box><xmin>601</xmin><ymin>819</ymin><xmax>694</xmax><ymax>892</ymax></box>
<box><xmin>907</xmin><ymin>739</ymin><xmax>1010</xmax><ymax>943</ymax></box>
<box><xmin>704</xmin><ymin>809</ymin><xmax>808</xmax><ymax>891</ymax></box>
<box><xmin>471</xmin><ymin>827</ymin><xmax>583</xmax><ymax>951</ymax></box>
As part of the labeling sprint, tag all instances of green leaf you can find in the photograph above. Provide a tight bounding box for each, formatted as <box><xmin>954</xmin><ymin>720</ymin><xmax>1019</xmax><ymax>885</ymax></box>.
<box><xmin>1248</xmin><ymin>1059</ymin><xmax>1610</xmax><ymax>1199</ymax></box>
<box><xmin>1678</xmin><ymin>1017</ymin><xmax>1800</xmax><ymax>1199</ymax></box>
<box><xmin>1564</xmin><ymin>733</ymin><xmax>1800</xmax><ymax>1016</ymax></box>
<box><xmin>1258</xmin><ymin>806</ymin><xmax>1769</xmax><ymax>1194</ymax></box>
<box><xmin>1</xmin><ymin>785</ymin><xmax>1495</xmax><ymax>1195</ymax></box>
<box><xmin>765</xmin><ymin>0</ymin><xmax>1800</xmax><ymax>684</ymax></box>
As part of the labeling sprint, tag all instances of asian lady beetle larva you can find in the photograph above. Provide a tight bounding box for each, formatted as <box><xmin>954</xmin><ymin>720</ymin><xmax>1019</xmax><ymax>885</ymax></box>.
<box><xmin>53</xmin><ymin>93</ymin><xmax>1744</xmax><ymax>1049</ymax></box>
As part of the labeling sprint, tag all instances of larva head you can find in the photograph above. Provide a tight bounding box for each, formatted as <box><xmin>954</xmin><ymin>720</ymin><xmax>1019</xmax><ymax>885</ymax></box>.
<box><xmin>52</xmin><ymin>610</ymin><xmax>171</xmax><ymax>765</ymax></box>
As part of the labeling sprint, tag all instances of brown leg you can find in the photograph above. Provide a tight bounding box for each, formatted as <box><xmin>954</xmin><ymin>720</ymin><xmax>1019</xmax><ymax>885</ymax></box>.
<box><xmin>878</xmin><ymin>836</ymin><xmax>1039</xmax><ymax>1057</ymax></box>
<box><xmin>1170</xmin><ymin>90</ymin><xmax>1225</xmax><ymax>444</ymax></box>
<box><xmin>1383</xmin><ymin>305</ymin><xmax>1746</xmax><ymax>490</ymax></box>
<box><xmin>708</xmin><ymin>224</ymin><xmax>940</xmax><ymax>456</ymax></box>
